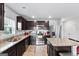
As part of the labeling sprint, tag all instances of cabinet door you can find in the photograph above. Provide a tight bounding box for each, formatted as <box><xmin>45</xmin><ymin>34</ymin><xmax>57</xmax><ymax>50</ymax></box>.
<box><xmin>8</xmin><ymin>49</ymin><xmax>16</xmax><ymax>56</ymax></box>
<box><xmin>2</xmin><ymin>45</ymin><xmax>16</xmax><ymax>56</ymax></box>
<box><xmin>47</xmin><ymin>41</ymin><xmax>55</xmax><ymax>56</ymax></box>
<box><xmin>16</xmin><ymin>40</ymin><xmax>26</xmax><ymax>56</ymax></box>
<box><xmin>0</xmin><ymin>3</ymin><xmax>4</xmax><ymax>30</ymax></box>
<box><xmin>47</xmin><ymin>45</ymin><xmax>50</xmax><ymax>55</ymax></box>
<box><xmin>0</xmin><ymin>3</ymin><xmax>3</xmax><ymax>16</ymax></box>
<box><xmin>47</xmin><ymin>41</ymin><xmax>51</xmax><ymax>56</ymax></box>
<box><xmin>16</xmin><ymin>44</ymin><xmax>22</xmax><ymax>56</ymax></box>
<box><xmin>25</xmin><ymin>37</ymin><xmax>30</xmax><ymax>49</ymax></box>
<box><xmin>21</xmin><ymin>40</ymin><xmax>26</xmax><ymax>53</ymax></box>
<box><xmin>50</xmin><ymin>44</ymin><xmax>54</xmax><ymax>56</ymax></box>
<box><xmin>44</xmin><ymin>21</ymin><xmax>49</xmax><ymax>30</ymax></box>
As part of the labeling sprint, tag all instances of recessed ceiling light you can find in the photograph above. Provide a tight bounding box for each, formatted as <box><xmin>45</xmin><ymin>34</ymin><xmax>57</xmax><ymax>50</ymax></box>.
<box><xmin>48</xmin><ymin>16</ymin><xmax>52</xmax><ymax>18</ymax></box>
<box><xmin>61</xmin><ymin>18</ymin><xmax>65</xmax><ymax>22</ymax></box>
<box><xmin>32</xmin><ymin>16</ymin><xmax>35</xmax><ymax>18</ymax></box>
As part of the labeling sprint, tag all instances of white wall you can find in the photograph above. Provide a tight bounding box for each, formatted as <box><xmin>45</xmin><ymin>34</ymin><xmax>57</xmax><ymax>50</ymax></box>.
<box><xmin>62</xmin><ymin>17</ymin><xmax>79</xmax><ymax>41</ymax></box>
<box><xmin>49</xmin><ymin>19</ymin><xmax>61</xmax><ymax>38</ymax></box>
<box><xmin>4</xmin><ymin>4</ymin><xmax>19</xmax><ymax>20</ymax></box>
<box><xmin>4</xmin><ymin>4</ymin><xmax>19</xmax><ymax>34</ymax></box>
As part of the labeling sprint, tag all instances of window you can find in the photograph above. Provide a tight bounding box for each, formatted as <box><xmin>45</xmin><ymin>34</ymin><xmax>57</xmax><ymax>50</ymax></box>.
<box><xmin>4</xmin><ymin>17</ymin><xmax>15</xmax><ymax>34</ymax></box>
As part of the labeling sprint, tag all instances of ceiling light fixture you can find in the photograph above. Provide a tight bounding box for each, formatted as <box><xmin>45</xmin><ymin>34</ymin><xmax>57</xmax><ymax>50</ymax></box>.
<box><xmin>61</xmin><ymin>18</ymin><xmax>65</xmax><ymax>22</ymax></box>
<box><xmin>32</xmin><ymin>16</ymin><xmax>35</xmax><ymax>18</ymax></box>
<box><xmin>48</xmin><ymin>16</ymin><xmax>52</xmax><ymax>18</ymax></box>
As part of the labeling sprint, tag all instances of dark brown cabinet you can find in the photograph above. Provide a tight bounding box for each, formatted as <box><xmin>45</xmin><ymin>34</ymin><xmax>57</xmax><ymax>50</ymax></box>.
<box><xmin>47</xmin><ymin>41</ymin><xmax>54</xmax><ymax>56</ymax></box>
<box><xmin>2</xmin><ymin>39</ymin><xmax>26</xmax><ymax>56</ymax></box>
<box><xmin>25</xmin><ymin>21</ymin><xmax>49</xmax><ymax>30</ymax></box>
<box><xmin>2</xmin><ymin>36</ymin><xmax>30</xmax><ymax>56</ymax></box>
<box><xmin>17</xmin><ymin>16</ymin><xmax>27</xmax><ymax>30</ymax></box>
<box><xmin>44</xmin><ymin>21</ymin><xmax>49</xmax><ymax>30</ymax></box>
<box><xmin>17</xmin><ymin>16</ymin><xmax>49</xmax><ymax>30</ymax></box>
<box><xmin>0</xmin><ymin>3</ymin><xmax>4</xmax><ymax>30</ymax></box>
<box><xmin>2</xmin><ymin>45</ymin><xmax>16</xmax><ymax>56</ymax></box>
<box><xmin>25</xmin><ymin>36</ymin><xmax>30</xmax><ymax>49</ymax></box>
<box><xmin>47</xmin><ymin>40</ymin><xmax>71</xmax><ymax>56</ymax></box>
<box><xmin>16</xmin><ymin>39</ymin><xmax>26</xmax><ymax>56</ymax></box>
<box><xmin>25</xmin><ymin>21</ymin><xmax>35</xmax><ymax>30</ymax></box>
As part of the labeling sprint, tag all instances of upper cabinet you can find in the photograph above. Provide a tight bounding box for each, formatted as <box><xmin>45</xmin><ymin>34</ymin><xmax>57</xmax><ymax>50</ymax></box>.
<box><xmin>25</xmin><ymin>21</ymin><xmax>35</xmax><ymax>30</ymax></box>
<box><xmin>17</xmin><ymin>16</ymin><xmax>49</xmax><ymax>30</ymax></box>
<box><xmin>25</xmin><ymin>21</ymin><xmax>49</xmax><ymax>30</ymax></box>
<box><xmin>44</xmin><ymin>21</ymin><xmax>49</xmax><ymax>30</ymax></box>
<box><xmin>0</xmin><ymin>3</ymin><xmax>4</xmax><ymax>30</ymax></box>
<box><xmin>17</xmin><ymin>16</ymin><xmax>27</xmax><ymax>30</ymax></box>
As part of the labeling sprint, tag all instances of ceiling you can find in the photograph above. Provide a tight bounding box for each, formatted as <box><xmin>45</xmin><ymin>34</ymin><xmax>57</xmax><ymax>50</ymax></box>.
<box><xmin>5</xmin><ymin>3</ymin><xmax>79</xmax><ymax>20</ymax></box>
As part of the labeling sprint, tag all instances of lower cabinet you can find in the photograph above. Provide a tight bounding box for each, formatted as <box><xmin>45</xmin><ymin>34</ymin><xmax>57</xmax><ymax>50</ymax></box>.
<box><xmin>2</xmin><ymin>45</ymin><xmax>16</xmax><ymax>56</ymax></box>
<box><xmin>47</xmin><ymin>41</ymin><xmax>53</xmax><ymax>56</ymax></box>
<box><xmin>47</xmin><ymin>44</ymin><xmax>53</xmax><ymax>55</ymax></box>
<box><xmin>47</xmin><ymin>41</ymin><xmax>56</xmax><ymax>56</ymax></box>
<box><xmin>25</xmin><ymin>37</ymin><xmax>30</xmax><ymax>49</ymax></box>
<box><xmin>55</xmin><ymin>46</ymin><xmax>71</xmax><ymax>56</ymax></box>
<box><xmin>16</xmin><ymin>39</ymin><xmax>26</xmax><ymax>56</ymax></box>
<box><xmin>47</xmin><ymin>41</ymin><xmax>50</xmax><ymax>56</ymax></box>
<box><xmin>2</xmin><ymin>37</ymin><xmax>30</xmax><ymax>56</ymax></box>
<box><xmin>47</xmin><ymin>41</ymin><xmax>71</xmax><ymax>56</ymax></box>
<box><xmin>49</xmin><ymin>44</ymin><xmax>53</xmax><ymax>56</ymax></box>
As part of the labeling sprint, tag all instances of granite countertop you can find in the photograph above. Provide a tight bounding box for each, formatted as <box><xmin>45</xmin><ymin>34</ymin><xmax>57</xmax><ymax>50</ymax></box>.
<box><xmin>0</xmin><ymin>33</ymin><xmax>30</xmax><ymax>53</ymax></box>
<box><xmin>0</xmin><ymin>30</ymin><xmax>31</xmax><ymax>40</ymax></box>
<box><xmin>47</xmin><ymin>38</ymin><xmax>79</xmax><ymax>46</ymax></box>
<box><xmin>0</xmin><ymin>31</ymin><xmax>25</xmax><ymax>40</ymax></box>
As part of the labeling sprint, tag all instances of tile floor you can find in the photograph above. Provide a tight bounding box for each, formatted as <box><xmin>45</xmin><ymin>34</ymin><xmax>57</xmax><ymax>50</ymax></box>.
<box><xmin>23</xmin><ymin>45</ymin><xmax>48</xmax><ymax>56</ymax></box>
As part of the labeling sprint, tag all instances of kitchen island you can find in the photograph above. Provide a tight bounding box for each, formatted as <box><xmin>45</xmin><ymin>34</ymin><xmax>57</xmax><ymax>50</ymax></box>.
<box><xmin>47</xmin><ymin>38</ymin><xmax>79</xmax><ymax>56</ymax></box>
<box><xmin>47</xmin><ymin>38</ymin><xmax>79</xmax><ymax>46</ymax></box>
